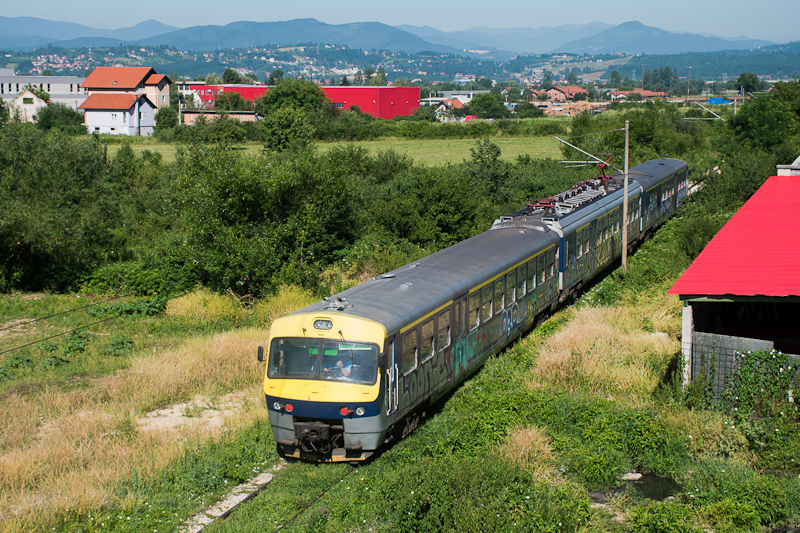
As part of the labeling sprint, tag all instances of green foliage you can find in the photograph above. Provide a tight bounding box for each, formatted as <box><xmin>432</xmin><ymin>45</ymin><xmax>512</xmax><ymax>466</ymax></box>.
<box><xmin>630</xmin><ymin>500</ymin><xmax>703</xmax><ymax>533</ymax></box>
<box><xmin>89</xmin><ymin>298</ymin><xmax>168</xmax><ymax>317</ymax></box>
<box><xmin>467</xmin><ymin>92</ymin><xmax>511</xmax><ymax>119</ymax></box>
<box><xmin>720</xmin><ymin>350</ymin><xmax>800</xmax><ymax>470</ymax></box>
<box><xmin>56</xmin><ymin>419</ymin><xmax>280</xmax><ymax>533</ymax></box>
<box><xmin>263</xmin><ymin>107</ymin><xmax>314</xmax><ymax>152</ymax></box>
<box><xmin>154</xmin><ymin>106</ymin><xmax>178</xmax><ymax>131</ymax></box>
<box><xmin>729</xmin><ymin>95</ymin><xmax>800</xmax><ymax>149</ymax></box>
<box><xmin>40</xmin><ymin>331</ymin><xmax>90</xmax><ymax>369</ymax></box>
<box><xmin>35</xmin><ymin>102</ymin><xmax>85</xmax><ymax>134</ymax></box>
<box><xmin>102</xmin><ymin>335</ymin><xmax>136</xmax><ymax>357</ymax></box>
<box><xmin>214</xmin><ymin>91</ymin><xmax>254</xmax><ymax>111</ymax></box>
<box><xmin>254</xmin><ymin>78</ymin><xmax>329</xmax><ymax>116</ymax></box>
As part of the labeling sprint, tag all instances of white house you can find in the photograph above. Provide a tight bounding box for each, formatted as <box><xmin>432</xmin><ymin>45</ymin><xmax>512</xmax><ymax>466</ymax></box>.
<box><xmin>11</xmin><ymin>90</ymin><xmax>49</xmax><ymax>123</ymax></box>
<box><xmin>79</xmin><ymin>93</ymin><xmax>156</xmax><ymax>136</ymax></box>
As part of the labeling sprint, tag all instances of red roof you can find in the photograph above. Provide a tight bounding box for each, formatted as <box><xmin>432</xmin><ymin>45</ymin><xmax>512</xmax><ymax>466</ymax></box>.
<box><xmin>81</xmin><ymin>67</ymin><xmax>156</xmax><ymax>90</ymax></box>
<box><xmin>669</xmin><ymin>175</ymin><xmax>800</xmax><ymax>298</ymax></box>
<box><xmin>145</xmin><ymin>73</ymin><xmax>168</xmax><ymax>86</ymax></box>
<box><xmin>78</xmin><ymin>93</ymin><xmax>153</xmax><ymax>110</ymax></box>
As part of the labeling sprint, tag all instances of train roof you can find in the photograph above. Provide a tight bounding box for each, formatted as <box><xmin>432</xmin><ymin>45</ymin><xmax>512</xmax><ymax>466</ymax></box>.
<box><xmin>285</xmin><ymin>158</ymin><xmax>687</xmax><ymax>336</ymax></box>
<box><xmin>292</xmin><ymin>224</ymin><xmax>559</xmax><ymax>335</ymax></box>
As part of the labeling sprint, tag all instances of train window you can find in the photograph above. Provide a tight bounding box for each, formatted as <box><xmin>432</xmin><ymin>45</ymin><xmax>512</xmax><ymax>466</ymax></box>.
<box><xmin>402</xmin><ymin>329</ymin><xmax>417</xmax><ymax>374</ymax></box>
<box><xmin>547</xmin><ymin>251</ymin><xmax>555</xmax><ymax>280</ymax></box>
<box><xmin>577</xmin><ymin>232</ymin><xmax>583</xmax><ymax>258</ymax></box>
<box><xmin>494</xmin><ymin>278</ymin><xmax>504</xmax><ymax>312</ymax></box>
<box><xmin>468</xmin><ymin>292</ymin><xmax>480</xmax><ymax>331</ymax></box>
<box><xmin>482</xmin><ymin>284</ymin><xmax>493</xmax><ymax>322</ymax></box>
<box><xmin>538</xmin><ymin>258</ymin><xmax>546</xmax><ymax>285</ymax></box>
<box><xmin>454</xmin><ymin>300</ymin><xmax>461</xmax><ymax>340</ymax></box>
<box><xmin>421</xmin><ymin>319</ymin><xmax>435</xmax><ymax>362</ymax></box>
<box><xmin>506</xmin><ymin>270</ymin><xmax>516</xmax><ymax>303</ymax></box>
<box><xmin>268</xmin><ymin>338</ymin><xmax>317</xmax><ymax>379</ymax></box>
<box><xmin>517</xmin><ymin>265</ymin><xmax>526</xmax><ymax>296</ymax></box>
<box><xmin>437</xmin><ymin>309</ymin><xmax>450</xmax><ymax>351</ymax></box>
<box><xmin>527</xmin><ymin>259</ymin><xmax>535</xmax><ymax>292</ymax></box>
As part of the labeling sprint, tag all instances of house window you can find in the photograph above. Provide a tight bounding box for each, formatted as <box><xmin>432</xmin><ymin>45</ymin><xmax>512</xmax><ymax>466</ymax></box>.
<box><xmin>23</xmin><ymin>97</ymin><xmax>33</xmax><ymax>104</ymax></box>
<box><xmin>111</xmin><ymin>113</ymin><xmax>117</xmax><ymax>120</ymax></box>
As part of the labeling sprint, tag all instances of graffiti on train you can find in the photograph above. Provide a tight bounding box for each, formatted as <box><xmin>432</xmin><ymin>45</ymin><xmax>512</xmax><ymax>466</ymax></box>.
<box><xmin>501</xmin><ymin>301</ymin><xmax>527</xmax><ymax>336</ymax></box>
<box><xmin>399</xmin><ymin>345</ymin><xmax>450</xmax><ymax>408</ymax></box>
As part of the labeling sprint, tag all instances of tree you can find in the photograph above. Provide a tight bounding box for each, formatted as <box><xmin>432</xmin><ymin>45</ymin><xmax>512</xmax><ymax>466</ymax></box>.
<box><xmin>466</xmin><ymin>92</ymin><xmax>510</xmax><ymax>119</ymax></box>
<box><xmin>340</xmin><ymin>76</ymin><xmax>350</xmax><ymax>86</ymax></box>
<box><xmin>736</xmin><ymin>72</ymin><xmax>760</xmax><ymax>95</ymax></box>
<box><xmin>154</xmin><ymin>106</ymin><xmax>178</xmax><ymax>131</ymax></box>
<box><xmin>223</xmin><ymin>68</ymin><xmax>243</xmax><ymax>84</ymax></box>
<box><xmin>205</xmin><ymin>73</ymin><xmax>221</xmax><ymax>85</ymax></box>
<box><xmin>254</xmin><ymin>78</ymin><xmax>328</xmax><ymax>116</ymax></box>
<box><xmin>267</xmin><ymin>69</ymin><xmax>284</xmax><ymax>85</ymax></box>
<box><xmin>263</xmin><ymin>107</ymin><xmax>314</xmax><ymax>152</ymax></box>
<box><xmin>515</xmin><ymin>102</ymin><xmax>544</xmax><ymax>118</ymax></box>
<box><xmin>542</xmin><ymin>71</ymin><xmax>554</xmax><ymax>90</ymax></box>
<box><xmin>476</xmin><ymin>77</ymin><xmax>493</xmax><ymax>89</ymax></box>
<box><xmin>609</xmin><ymin>70</ymin><xmax>622</xmax><ymax>87</ymax></box>
<box><xmin>567</xmin><ymin>71</ymin><xmax>579</xmax><ymax>85</ymax></box>
<box><xmin>214</xmin><ymin>91</ymin><xmax>253</xmax><ymax>111</ymax></box>
<box><xmin>35</xmin><ymin>103</ymin><xmax>84</xmax><ymax>133</ymax></box>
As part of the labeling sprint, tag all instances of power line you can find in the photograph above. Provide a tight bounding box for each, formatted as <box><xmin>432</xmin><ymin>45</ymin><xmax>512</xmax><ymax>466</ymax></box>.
<box><xmin>0</xmin><ymin>294</ymin><xmax>124</xmax><ymax>333</ymax></box>
<box><xmin>0</xmin><ymin>316</ymin><xmax>119</xmax><ymax>357</ymax></box>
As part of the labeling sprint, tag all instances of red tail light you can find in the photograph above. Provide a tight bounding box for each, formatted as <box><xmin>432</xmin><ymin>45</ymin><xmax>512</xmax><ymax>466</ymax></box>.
<box><xmin>339</xmin><ymin>406</ymin><xmax>351</xmax><ymax>416</ymax></box>
<box><xmin>285</xmin><ymin>403</ymin><xmax>294</xmax><ymax>413</ymax></box>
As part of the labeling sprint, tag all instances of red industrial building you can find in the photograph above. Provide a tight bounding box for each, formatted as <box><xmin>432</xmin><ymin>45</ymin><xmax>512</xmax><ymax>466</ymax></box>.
<box><xmin>187</xmin><ymin>84</ymin><xmax>420</xmax><ymax>120</ymax></box>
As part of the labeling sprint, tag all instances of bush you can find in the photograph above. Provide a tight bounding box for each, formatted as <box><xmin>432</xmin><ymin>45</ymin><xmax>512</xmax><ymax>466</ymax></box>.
<box><xmin>630</xmin><ymin>500</ymin><xmax>703</xmax><ymax>533</ymax></box>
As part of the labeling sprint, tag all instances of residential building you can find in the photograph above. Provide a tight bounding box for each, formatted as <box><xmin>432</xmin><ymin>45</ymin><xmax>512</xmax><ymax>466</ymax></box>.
<box><xmin>81</xmin><ymin>67</ymin><xmax>171</xmax><ymax>109</ymax></box>
<box><xmin>79</xmin><ymin>93</ymin><xmax>156</xmax><ymax>136</ymax></box>
<box><xmin>546</xmin><ymin>85</ymin><xmax>589</xmax><ymax>102</ymax></box>
<box><xmin>11</xmin><ymin>90</ymin><xmax>49</xmax><ymax>122</ymax></box>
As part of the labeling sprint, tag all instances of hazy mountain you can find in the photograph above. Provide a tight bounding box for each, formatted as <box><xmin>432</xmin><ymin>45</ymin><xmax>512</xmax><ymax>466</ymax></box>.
<box><xmin>136</xmin><ymin>19</ymin><xmax>456</xmax><ymax>54</ymax></box>
<box><xmin>398</xmin><ymin>23</ymin><xmax>614</xmax><ymax>55</ymax></box>
<box><xmin>0</xmin><ymin>16</ymin><xmax>178</xmax><ymax>49</ymax></box>
<box><xmin>552</xmin><ymin>21</ymin><xmax>773</xmax><ymax>55</ymax></box>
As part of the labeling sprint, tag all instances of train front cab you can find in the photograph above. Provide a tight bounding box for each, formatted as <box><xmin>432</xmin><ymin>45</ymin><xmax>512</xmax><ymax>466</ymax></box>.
<box><xmin>263</xmin><ymin>314</ymin><xmax>388</xmax><ymax>462</ymax></box>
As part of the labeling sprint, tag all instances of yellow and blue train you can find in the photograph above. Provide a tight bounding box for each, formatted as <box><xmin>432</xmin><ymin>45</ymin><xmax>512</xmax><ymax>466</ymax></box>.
<box><xmin>259</xmin><ymin>158</ymin><xmax>689</xmax><ymax>462</ymax></box>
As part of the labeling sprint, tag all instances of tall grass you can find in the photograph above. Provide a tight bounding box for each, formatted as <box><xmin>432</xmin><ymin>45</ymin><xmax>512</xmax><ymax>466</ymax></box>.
<box><xmin>0</xmin><ymin>285</ymin><xmax>315</xmax><ymax>530</ymax></box>
<box><xmin>531</xmin><ymin>298</ymin><xmax>681</xmax><ymax>400</ymax></box>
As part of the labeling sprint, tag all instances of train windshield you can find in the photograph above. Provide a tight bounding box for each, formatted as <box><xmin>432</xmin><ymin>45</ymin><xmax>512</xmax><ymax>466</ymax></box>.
<box><xmin>268</xmin><ymin>338</ymin><xmax>379</xmax><ymax>385</ymax></box>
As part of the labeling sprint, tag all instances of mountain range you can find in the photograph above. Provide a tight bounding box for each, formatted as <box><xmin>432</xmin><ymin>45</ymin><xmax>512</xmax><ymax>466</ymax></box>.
<box><xmin>0</xmin><ymin>16</ymin><xmax>776</xmax><ymax>57</ymax></box>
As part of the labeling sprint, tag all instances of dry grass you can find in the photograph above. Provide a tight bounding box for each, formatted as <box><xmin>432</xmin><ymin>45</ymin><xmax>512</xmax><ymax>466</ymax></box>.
<box><xmin>530</xmin><ymin>298</ymin><xmax>681</xmax><ymax>400</ymax></box>
<box><xmin>498</xmin><ymin>426</ymin><xmax>558</xmax><ymax>479</ymax></box>
<box><xmin>166</xmin><ymin>288</ymin><xmax>245</xmax><ymax>325</ymax></box>
<box><xmin>0</xmin><ymin>286</ymin><xmax>321</xmax><ymax>529</ymax></box>
<box><xmin>251</xmin><ymin>285</ymin><xmax>317</xmax><ymax>327</ymax></box>
<box><xmin>0</xmin><ymin>327</ymin><xmax>269</xmax><ymax>529</ymax></box>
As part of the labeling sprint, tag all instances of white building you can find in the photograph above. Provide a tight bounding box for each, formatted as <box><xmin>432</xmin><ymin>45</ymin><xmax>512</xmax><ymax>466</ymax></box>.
<box><xmin>10</xmin><ymin>90</ymin><xmax>49</xmax><ymax>122</ymax></box>
<box><xmin>0</xmin><ymin>72</ymin><xmax>87</xmax><ymax>111</ymax></box>
<box><xmin>79</xmin><ymin>93</ymin><xmax>156</xmax><ymax>136</ymax></box>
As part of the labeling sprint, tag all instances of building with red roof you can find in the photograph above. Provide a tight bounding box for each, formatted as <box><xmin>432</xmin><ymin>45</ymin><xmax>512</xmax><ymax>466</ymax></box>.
<box><xmin>669</xmin><ymin>171</ymin><xmax>800</xmax><ymax>396</ymax></box>
<box><xmin>79</xmin><ymin>93</ymin><xmax>156</xmax><ymax>136</ymax></box>
<box><xmin>546</xmin><ymin>85</ymin><xmax>589</xmax><ymax>102</ymax></box>
<box><xmin>186</xmin><ymin>84</ymin><xmax>420</xmax><ymax>120</ymax></box>
<box><xmin>81</xmin><ymin>67</ymin><xmax>171</xmax><ymax>110</ymax></box>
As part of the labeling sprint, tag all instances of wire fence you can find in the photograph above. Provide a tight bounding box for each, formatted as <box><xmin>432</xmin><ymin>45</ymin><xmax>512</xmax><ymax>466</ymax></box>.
<box><xmin>689</xmin><ymin>332</ymin><xmax>799</xmax><ymax>403</ymax></box>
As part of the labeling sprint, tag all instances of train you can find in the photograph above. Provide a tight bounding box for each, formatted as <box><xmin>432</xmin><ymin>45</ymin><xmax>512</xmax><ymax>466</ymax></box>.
<box><xmin>257</xmin><ymin>158</ymin><xmax>689</xmax><ymax>462</ymax></box>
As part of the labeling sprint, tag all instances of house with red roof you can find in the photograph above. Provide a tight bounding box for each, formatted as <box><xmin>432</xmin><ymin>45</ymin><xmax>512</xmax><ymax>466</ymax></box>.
<box><xmin>79</xmin><ymin>93</ymin><xmax>156</xmax><ymax>136</ymax></box>
<box><xmin>608</xmin><ymin>89</ymin><xmax>668</xmax><ymax>101</ymax></box>
<box><xmin>669</xmin><ymin>169</ymin><xmax>800</xmax><ymax>397</ymax></box>
<box><xmin>546</xmin><ymin>85</ymin><xmax>589</xmax><ymax>102</ymax></box>
<box><xmin>78</xmin><ymin>66</ymin><xmax>170</xmax><ymax>135</ymax></box>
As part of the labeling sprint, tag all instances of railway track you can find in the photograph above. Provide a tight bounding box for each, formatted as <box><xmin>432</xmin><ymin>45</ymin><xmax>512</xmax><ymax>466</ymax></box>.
<box><xmin>186</xmin><ymin>461</ymin><xmax>355</xmax><ymax>532</ymax></box>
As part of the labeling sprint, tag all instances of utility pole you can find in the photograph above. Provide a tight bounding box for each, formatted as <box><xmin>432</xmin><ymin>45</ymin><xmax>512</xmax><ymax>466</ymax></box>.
<box><xmin>622</xmin><ymin>120</ymin><xmax>629</xmax><ymax>273</ymax></box>
<box><xmin>687</xmin><ymin>66</ymin><xmax>692</xmax><ymax>103</ymax></box>
<box><xmin>641</xmin><ymin>64</ymin><xmax>645</xmax><ymax>93</ymax></box>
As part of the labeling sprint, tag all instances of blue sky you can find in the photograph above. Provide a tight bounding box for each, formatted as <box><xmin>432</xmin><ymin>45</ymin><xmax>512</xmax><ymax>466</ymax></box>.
<box><xmin>7</xmin><ymin>0</ymin><xmax>799</xmax><ymax>44</ymax></box>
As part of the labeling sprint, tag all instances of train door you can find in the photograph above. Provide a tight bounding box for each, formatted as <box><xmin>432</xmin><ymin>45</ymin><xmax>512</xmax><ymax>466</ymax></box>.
<box><xmin>386</xmin><ymin>337</ymin><xmax>398</xmax><ymax>415</ymax></box>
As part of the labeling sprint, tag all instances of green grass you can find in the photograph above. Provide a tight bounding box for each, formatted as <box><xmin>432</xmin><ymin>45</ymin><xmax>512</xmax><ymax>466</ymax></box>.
<box><xmin>105</xmin><ymin>136</ymin><xmax>563</xmax><ymax>166</ymax></box>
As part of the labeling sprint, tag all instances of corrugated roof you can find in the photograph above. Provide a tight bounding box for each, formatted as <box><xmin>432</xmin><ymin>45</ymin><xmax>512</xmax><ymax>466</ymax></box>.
<box><xmin>669</xmin><ymin>175</ymin><xmax>800</xmax><ymax>298</ymax></box>
<box><xmin>78</xmin><ymin>93</ymin><xmax>152</xmax><ymax>110</ymax></box>
<box><xmin>81</xmin><ymin>67</ymin><xmax>155</xmax><ymax>90</ymax></box>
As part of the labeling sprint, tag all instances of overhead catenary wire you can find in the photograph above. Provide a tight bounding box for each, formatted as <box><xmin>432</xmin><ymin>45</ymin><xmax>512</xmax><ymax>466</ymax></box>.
<box><xmin>0</xmin><ymin>294</ymin><xmax>125</xmax><ymax>333</ymax></box>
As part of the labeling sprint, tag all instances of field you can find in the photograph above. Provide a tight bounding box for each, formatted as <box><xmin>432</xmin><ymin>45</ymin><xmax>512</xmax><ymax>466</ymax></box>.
<box><xmin>105</xmin><ymin>136</ymin><xmax>563</xmax><ymax>166</ymax></box>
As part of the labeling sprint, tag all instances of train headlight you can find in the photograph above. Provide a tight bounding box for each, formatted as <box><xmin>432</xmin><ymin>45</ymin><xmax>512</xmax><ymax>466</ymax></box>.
<box><xmin>273</xmin><ymin>401</ymin><xmax>282</xmax><ymax>411</ymax></box>
<box><xmin>355</xmin><ymin>406</ymin><xmax>365</xmax><ymax>416</ymax></box>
